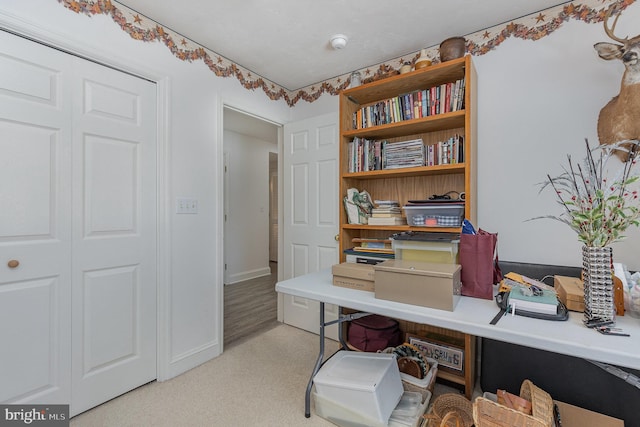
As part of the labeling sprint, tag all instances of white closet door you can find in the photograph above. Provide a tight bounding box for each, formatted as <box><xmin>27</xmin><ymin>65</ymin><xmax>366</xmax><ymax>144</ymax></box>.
<box><xmin>0</xmin><ymin>30</ymin><xmax>73</xmax><ymax>405</ymax></box>
<box><xmin>0</xmin><ymin>30</ymin><xmax>158</xmax><ymax>416</ymax></box>
<box><xmin>70</xmin><ymin>58</ymin><xmax>157</xmax><ymax>416</ymax></box>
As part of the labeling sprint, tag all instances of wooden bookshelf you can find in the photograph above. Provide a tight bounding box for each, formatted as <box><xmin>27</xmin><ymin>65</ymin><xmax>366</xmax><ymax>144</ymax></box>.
<box><xmin>338</xmin><ymin>56</ymin><xmax>478</xmax><ymax>396</ymax></box>
<box><xmin>339</xmin><ymin>55</ymin><xmax>477</xmax><ymax>258</ymax></box>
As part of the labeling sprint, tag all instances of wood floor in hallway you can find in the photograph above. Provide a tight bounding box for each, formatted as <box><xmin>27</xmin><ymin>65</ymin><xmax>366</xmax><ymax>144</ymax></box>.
<box><xmin>224</xmin><ymin>262</ymin><xmax>278</xmax><ymax>348</ymax></box>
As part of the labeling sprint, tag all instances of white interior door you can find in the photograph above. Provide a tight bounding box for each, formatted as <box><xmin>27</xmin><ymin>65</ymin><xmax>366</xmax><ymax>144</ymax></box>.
<box><xmin>282</xmin><ymin>113</ymin><xmax>339</xmax><ymax>339</ymax></box>
<box><xmin>0</xmin><ymin>30</ymin><xmax>73</xmax><ymax>405</ymax></box>
<box><xmin>70</xmin><ymin>58</ymin><xmax>157</xmax><ymax>416</ymax></box>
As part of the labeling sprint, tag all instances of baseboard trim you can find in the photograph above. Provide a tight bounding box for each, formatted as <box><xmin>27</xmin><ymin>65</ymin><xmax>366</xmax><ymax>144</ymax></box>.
<box><xmin>225</xmin><ymin>266</ymin><xmax>271</xmax><ymax>285</ymax></box>
<box><xmin>163</xmin><ymin>341</ymin><xmax>221</xmax><ymax>380</ymax></box>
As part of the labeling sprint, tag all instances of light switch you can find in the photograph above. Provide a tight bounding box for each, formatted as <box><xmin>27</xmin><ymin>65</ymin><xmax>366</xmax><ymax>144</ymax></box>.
<box><xmin>176</xmin><ymin>198</ymin><xmax>198</xmax><ymax>214</ymax></box>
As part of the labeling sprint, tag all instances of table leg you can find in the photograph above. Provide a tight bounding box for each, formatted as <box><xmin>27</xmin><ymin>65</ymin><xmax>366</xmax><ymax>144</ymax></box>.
<box><xmin>305</xmin><ymin>302</ymin><xmax>325</xmax><ymax>418</ymax></box>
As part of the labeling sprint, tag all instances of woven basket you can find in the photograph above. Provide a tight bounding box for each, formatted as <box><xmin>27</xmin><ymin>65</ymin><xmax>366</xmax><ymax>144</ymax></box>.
<box><xmin>424</xmin><ymin>393</ymin><xmax>474</xmax><ymax>427</ymax></box>
<box><xmin>473</xmin><ymin>380</ymin><xmax>555</xmax><ymax>427</ymax></box>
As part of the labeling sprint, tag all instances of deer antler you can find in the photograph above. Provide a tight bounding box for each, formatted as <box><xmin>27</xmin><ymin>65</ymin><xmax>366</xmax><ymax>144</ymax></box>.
<box><xmin>604</xmin><ymin>8</ymin><xmax>628</xmax><ymax>43</ymax></box>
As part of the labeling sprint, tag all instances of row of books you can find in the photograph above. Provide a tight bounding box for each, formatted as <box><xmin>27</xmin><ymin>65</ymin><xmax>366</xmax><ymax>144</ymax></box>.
<box><xmin>426</xmin><ymin>134</ymin><xmax>464</xmax><ymax>166</ymax></box>
<box><xmin>348</xmin><ymin>136</ymin><xmax>464</xmax><ymax>172</ymax></box>
<box><xmin>352</xmin><ymin>79</ymin><xmax>466</xmax><ymax>129</ymax></box>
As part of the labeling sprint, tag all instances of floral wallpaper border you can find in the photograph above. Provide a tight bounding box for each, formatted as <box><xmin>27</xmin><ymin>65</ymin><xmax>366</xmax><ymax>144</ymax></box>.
<box><xmin>59</xmin><ymin>0</ymin><xmax>635</xmax><ymax>107</ymax></box>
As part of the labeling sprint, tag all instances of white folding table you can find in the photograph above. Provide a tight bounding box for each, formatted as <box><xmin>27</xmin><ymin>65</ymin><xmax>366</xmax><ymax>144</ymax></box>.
<box><xmin>276</xmin><ymin>268</ymin><xmax>640</xmax><ymax>418</ymax></box>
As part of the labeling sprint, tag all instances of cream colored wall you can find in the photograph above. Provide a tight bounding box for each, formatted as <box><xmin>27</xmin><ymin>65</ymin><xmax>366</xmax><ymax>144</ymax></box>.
<box><xmin>223</xmin><ymin>129</ymin><xmax>276</xmax><ymax>284</ymax></box>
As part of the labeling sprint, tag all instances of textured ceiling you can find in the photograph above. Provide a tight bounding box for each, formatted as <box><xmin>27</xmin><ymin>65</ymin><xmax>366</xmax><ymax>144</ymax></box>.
<box><xmin>115</xmin><ymin>0</ymin><xmax>570</xmax><ymax>91</ymax></box>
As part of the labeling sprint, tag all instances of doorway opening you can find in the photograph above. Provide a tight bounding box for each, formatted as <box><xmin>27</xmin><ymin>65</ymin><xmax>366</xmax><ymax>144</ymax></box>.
<box><xmin>222</xmin><ymin>106</ymin><xmax>281</xmax><ymax>347</ymax></box>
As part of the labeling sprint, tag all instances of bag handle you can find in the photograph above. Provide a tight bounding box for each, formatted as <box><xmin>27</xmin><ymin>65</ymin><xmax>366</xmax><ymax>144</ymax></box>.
<box><xmin>440</xmin><ymin>411</ymin><xmax>463</xmax><ymax>427</ymax></box>
<box><xmin>423</xmin><ymin>411</ymin><xmax>463</xmax><ymax>427</ymax></box>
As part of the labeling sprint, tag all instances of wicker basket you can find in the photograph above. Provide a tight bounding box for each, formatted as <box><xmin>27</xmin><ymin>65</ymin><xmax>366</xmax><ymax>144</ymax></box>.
<box><xmin>473</xmin><ymin>380</ymin><xmax>555</xmax><ymax>427</ymax></box>
<box><xmin>424</xmin><ymin>393</ymin><xmax>474</xmax><ymax>427</ymax></box>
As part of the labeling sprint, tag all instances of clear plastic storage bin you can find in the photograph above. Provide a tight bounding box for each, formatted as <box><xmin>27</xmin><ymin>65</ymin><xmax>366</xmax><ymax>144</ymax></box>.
<box><xmin>392</xmin><ymin>234</ymin><xmax>460</xmax><ymax>264</ymax></box>
<box><xmin>313</xmin><ymin>351</ymin><xmax>403</xmax><ymax>424</ymax></box>
<box><xmin>403</xmin><ymin>204</ymin><xmax>464</xmax><ymax>227</ymax></box>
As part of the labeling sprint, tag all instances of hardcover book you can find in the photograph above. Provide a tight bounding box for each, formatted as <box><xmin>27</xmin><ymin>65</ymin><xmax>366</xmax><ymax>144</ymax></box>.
<box><xmin>508</xmin><ymin>286</ymin><xmax>559</xmax><ymax>315</ymax></box>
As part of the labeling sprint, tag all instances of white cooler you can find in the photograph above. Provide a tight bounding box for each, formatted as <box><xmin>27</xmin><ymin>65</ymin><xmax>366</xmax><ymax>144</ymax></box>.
<box><xmin>313</xmin><ymin>350</ymin><xmax>403</xmax><ymax>424</ymax></box>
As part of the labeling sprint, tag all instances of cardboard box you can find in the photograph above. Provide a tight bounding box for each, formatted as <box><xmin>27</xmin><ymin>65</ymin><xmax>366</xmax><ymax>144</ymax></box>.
<box><xmin>554</xmin><ymin>275</ymin><xmax>584</xmax><ymax>312</ymax></box>
<box><xmin>373</xmin><ymin>260</ymin><xmax>461</xmax><ymax>311</ymax></box>
<box><xmin>332</xmin><ymin>263</ymin><xmax>375</xmax><ymax>291</ymax></box>
<box><xmin>555</xmin><ymin>401</ymin><xmax>623</xmax><ymax>427</ymax></box>
<box><xmin>333</xmin><ymin>276</ymin><xmax>375</xmax><ymax>292</ymax></box>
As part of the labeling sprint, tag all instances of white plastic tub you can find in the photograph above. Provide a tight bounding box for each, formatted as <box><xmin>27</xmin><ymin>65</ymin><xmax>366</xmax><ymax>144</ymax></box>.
<box><xmin>313</xmin><ymin>351</ymin><xmax>404</xmax><ymax>424</ymax></box>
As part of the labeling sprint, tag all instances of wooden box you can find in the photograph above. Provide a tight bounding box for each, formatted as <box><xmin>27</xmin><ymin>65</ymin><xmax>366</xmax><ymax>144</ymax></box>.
<box><xmin>374</xmin><ymin>260</ymin><xmax>461</xmax><ymax>311</ymax></box>
<box><xmin>554</xmin><ymin>275</ymin><xmax>584</xmax><ymax>312</ymax></box>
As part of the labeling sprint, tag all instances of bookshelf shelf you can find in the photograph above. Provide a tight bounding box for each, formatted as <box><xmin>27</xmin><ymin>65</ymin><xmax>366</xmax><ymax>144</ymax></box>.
<box><xmin>342</xmin><ymin>163</ymin><xmax>465</xmax><ymax>179</ymax></box>
<box><xmin>343</xmin><ymin>111</ymin><xmax>465</xmax><ymax>140</ymax></box>
<box><xmin>341</xmin><ymin>223</ymin><xmax>462</xmax><ymax>233</ymax></box>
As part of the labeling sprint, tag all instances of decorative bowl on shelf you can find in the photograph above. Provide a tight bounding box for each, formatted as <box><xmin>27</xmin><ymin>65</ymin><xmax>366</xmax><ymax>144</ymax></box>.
<box><xmin>439</xmin><ymin>37</ymin><xmax>466</xmax><ymax>62</ymax></box>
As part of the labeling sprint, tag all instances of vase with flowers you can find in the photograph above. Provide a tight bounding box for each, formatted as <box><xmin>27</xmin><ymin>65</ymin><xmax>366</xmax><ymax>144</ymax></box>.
<box><xmin>533</xmin><ymin>138</ymin><xmax>640</xmax><ymax>323</ymax></box>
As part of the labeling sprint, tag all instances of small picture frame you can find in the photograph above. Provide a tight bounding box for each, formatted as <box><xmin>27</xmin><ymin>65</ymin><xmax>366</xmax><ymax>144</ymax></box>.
<box><xmin>406</xmin><ymin>333</ymin><xmax>464</xmax><ymax>372</ymax></box>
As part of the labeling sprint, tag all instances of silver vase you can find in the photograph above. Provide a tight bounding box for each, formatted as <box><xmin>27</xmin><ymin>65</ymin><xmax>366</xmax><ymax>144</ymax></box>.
<box><xmin>582</xmin><ymin>246</ymin><xmax>615</xmax><ymax>323</ymax></box>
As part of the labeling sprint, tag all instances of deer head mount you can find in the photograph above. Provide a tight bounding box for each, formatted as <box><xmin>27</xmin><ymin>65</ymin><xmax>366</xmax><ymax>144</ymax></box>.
<box><xmin>594</xmin><ymin>8</ymin><xmax>640</xmax><ymax>162</ymax></box>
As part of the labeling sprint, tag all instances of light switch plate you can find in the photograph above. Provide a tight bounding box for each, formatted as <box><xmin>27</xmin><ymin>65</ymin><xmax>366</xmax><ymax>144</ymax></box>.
<box><xmin>176</xmin><ymin>197</ymin><xmax>198</xmax><ymax>214</ymax></box>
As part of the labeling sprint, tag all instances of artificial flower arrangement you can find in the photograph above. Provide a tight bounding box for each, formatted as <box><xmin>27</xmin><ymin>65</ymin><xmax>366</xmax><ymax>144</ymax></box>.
<box><xmin>533</xmin><ymin>139</ymin><xmax>640</xmax><ymax>247</ymax></box>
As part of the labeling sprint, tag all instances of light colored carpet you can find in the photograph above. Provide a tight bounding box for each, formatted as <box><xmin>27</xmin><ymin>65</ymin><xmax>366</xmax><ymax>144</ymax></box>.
<box><xmin>70</xmin><ymin>323</ymin><xmax>467</xmax><ymax>426</ymax></box>
<box><xmin>71</xmin><ymin>324</ymin><xmax>340</xmax><ymax>427</ymax></box>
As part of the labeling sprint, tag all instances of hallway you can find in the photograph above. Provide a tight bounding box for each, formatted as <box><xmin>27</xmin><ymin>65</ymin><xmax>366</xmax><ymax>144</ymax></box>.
<box><xmin>224</xmin><ymin>262</ymin><xmax>278</xmax><ymax>347</ymax></box>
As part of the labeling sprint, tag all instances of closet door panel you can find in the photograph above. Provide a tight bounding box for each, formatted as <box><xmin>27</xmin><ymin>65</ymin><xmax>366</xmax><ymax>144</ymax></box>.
<box><xmin>70</xmin><ymin>57</ymin><xmax>157</xmax><ymax>416</ymax></box>
<box><xmin>0</xmin><ymin>30</ymin><xmax>72</xmax><ymax>406</ymax></box>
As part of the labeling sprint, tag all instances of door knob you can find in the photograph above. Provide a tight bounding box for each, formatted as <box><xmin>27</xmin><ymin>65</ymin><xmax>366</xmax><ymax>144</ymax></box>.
<box><xmin>7</xmin><ymin>259</ymin><xmax>19</xmax><ymax>269</ymax></box>
<box><xmin>334</xmin><ymin>235</ymin><xmax>340</xmax><ymax>241</ymax></box>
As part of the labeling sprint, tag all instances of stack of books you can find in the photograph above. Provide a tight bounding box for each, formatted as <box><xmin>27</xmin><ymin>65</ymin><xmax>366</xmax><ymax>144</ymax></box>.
<box><xmin>508</xmin><ymin>286</ymin><xmax>559</xmax><ymax>315</ymax></box>
<box><xmin>351</xmin><ymin>238</ymin><xmax>393</xmax><ymax>255</ymax></box>
<box><xmin>382</xmin><ymin>139</ymin><xmax>425</xmax><ymax>169</ymax></box>
<box><xmin>368</xmin><ymin>201</ymin><xmax>406</xmax><ymax>226</ymax></box>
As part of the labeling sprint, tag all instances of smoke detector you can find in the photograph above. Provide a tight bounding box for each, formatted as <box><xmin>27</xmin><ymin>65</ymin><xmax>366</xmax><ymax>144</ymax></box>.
<box><xmin>330</xmin><ymin>34</ymin><xmax>348</xmax><ymax>50</ymax></box>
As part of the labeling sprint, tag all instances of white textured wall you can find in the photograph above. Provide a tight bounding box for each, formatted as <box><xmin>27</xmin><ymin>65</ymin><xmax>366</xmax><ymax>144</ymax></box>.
<box><xmin>473</xmin><ymin>2</ymin><xmax>640</xmax><ymax>271</ymax></box>
<box><xmin>223</xmin><ymin>130</ymin><xmax>276</xmax><ymax>284</ymax></box>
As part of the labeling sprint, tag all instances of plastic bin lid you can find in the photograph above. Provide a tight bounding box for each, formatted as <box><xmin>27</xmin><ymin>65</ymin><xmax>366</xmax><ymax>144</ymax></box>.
<box><xmin>314</xmin><ymin>351</ymin><xmax>398</xmax><ymax>392</ymax></box>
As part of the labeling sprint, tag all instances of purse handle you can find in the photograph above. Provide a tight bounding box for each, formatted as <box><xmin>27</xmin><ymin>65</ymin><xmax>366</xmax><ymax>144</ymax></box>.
<box><xmin>440</xmin><ymin>411</ymin><xmax>463</xmax><ymax>427</ymax></box>
<box><xmin>423</xmin><ymin>411</ymin><xmax>463</xmax><ymax>427</ymax></box>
